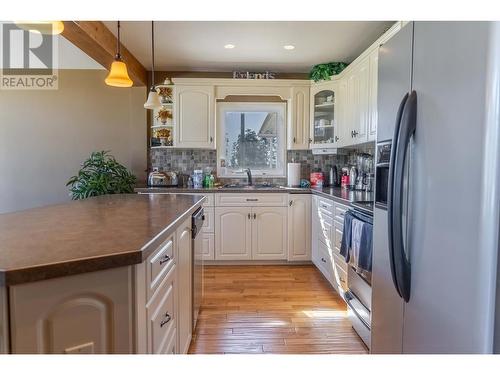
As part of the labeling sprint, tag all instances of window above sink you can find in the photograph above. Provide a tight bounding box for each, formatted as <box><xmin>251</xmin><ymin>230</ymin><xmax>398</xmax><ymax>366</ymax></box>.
<box><xmin>216</xmin><ymin>102</ymin><xmax>286</xmax><ymax>178</ymax></box>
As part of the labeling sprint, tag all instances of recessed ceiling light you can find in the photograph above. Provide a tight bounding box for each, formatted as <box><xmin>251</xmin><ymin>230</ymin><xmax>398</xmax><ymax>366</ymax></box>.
<box><xmin>224</xmin><ymin>44</ymin><xmax>235</xmax><ymax>49</ymax></box>
<box><xmin>284</xmin><ymin>45</ymin><xmax>295</xmax><ymax>50</ymax></box>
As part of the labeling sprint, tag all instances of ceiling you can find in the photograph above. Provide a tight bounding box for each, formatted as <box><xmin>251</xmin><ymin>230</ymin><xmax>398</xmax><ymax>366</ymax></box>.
<box><xmin>102</xmin><ymin>21</ymin><xmax>394</xmax><ymax>73</ymax></box>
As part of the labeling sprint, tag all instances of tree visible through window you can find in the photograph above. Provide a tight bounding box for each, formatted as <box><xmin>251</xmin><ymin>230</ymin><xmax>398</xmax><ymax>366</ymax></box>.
<box><xmin>218</xmin><ymin>103</ymin><xmax>286</xmax><ymax>177</ymax></box>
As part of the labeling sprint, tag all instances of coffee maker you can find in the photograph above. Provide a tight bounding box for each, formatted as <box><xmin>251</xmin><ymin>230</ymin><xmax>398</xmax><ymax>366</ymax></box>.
<box><xmin>355</xmin><ymin>153</ymin><xmax>374</xmax><ymax>192</ymax></box>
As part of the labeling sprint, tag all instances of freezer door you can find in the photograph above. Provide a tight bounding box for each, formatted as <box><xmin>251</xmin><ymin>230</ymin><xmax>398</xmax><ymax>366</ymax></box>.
<box><xmin>371</xmin><ymin>22</ymin><xmax>414</xmax><ymax>354</ymax></box>
<box><xmin>376</xmin><ymin>23</ymin><xmax>414</xmax><ymax>143</ymax></box>
<box><xmin>403</xmin><ymin>21</ymin><xmax>495</xmax><ymax>353</ymax></box>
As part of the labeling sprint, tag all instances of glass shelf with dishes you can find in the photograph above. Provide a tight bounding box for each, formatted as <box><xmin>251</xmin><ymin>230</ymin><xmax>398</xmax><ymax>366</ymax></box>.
<box><xmin>311</xmin><ymin>89</ymin><xmax>336</xmax><ymax>146</ymax></box>
<box><xmin>150</xmin><ymin>79</ymin><xmax>175</xmax><ymax>149</ymax></box>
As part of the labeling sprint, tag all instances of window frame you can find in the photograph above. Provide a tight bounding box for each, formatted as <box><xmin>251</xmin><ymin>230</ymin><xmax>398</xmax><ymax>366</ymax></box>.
<box><xmin>216</xmin><ymin>102</ymin><xmax>287</xmax><ymax>178</ymax></box>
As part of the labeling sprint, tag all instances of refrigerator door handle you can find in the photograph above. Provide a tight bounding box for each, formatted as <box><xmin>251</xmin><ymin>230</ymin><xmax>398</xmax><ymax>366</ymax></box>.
<box><xmin>387</xmin><ymin>92</ymin><xmax>409</xmax><ymax>299</ymax></box>
<box><xmin>392</xmin><ymin>90</ymin><xmax>417</xmax><ymax>303</ymax></box>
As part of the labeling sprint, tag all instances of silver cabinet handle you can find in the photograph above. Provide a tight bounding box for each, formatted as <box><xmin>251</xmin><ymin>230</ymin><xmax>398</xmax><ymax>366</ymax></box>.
<box><xmin>321</xmin><ymin>204</ymin><xmax>329</xmax><ymax>209</ymax></box>
<box><xmin>159</xmin><ymin>255</ymin><xmax>171</xmax><ymax>265</ymax></box>
<box><xmin>293</xmin><ymin>137</ymin><xmax>296</xmax><ymax>143</ymax></box>
<box><xmin>160</xmin><ymin>312</ymin><xmax>171</xmax><ymax>327</ymax></box>
<box><xmin>289</xmin><ymin>200</ymin><xmax>293</xmax><ymax>206</ymax></box>
<box><xmin>210</xmin><ymin>136</ymin><xmax>213</xmax><ymax>143</ymax></box>
<box><xmin>321</xmin><ymin>257</ymin><xmax>327</xmax><ymax>263</ymax></box>
<box><xmin>246</xmin><ymin>198</ymin><xmax>258</xmax><ymax>202</ymax></box>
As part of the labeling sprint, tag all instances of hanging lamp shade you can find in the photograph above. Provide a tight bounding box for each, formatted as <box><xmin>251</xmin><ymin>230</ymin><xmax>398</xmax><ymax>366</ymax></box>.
<box><xmin>144</xmin><ymin>88</ymin><xmax>161</xmax><ymax>109</ymax></box>
<box><xmin>105</xmin><ymin>21</ymin><xmax>133</xmax><ymax>88</ymax></box>
<box><xmin>15</xmin><ymin>21</ymin><xmax>64</xmax><ymax>35</ymax></box>
<box><xmin>144</xmin><ymin>21</ymin><xmax>161</xmax><ymax>109</ymax></box>
<box><xmin>105</xmin><ymin>59</ymin><xmax>133</xmax><ymax>87</ymax></box>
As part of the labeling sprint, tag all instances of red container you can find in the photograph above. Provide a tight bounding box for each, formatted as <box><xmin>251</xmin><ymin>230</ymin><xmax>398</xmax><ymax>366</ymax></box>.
<box><xmin>310</xmin><ymin>172</ymin><xmax>324</xmax><ymax>188</ymax></box>
<box><xmin>341</xmin><ymin>173</ymin><xmax>350</xmax><ymax>189</ymax></box>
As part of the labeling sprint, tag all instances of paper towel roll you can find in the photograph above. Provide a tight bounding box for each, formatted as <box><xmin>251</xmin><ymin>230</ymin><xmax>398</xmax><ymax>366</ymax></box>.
<box><xmin>287</xmin><ymin>163</ymin><xmax>301</xmax><ymax>187</ymax></box>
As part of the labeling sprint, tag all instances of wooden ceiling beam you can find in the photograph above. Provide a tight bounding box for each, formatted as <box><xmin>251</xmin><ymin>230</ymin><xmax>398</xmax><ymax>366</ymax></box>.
<box><xmin>61</xmin><ymin>21</ymin><xmax>148</xmax><ymax>87</ymax></box>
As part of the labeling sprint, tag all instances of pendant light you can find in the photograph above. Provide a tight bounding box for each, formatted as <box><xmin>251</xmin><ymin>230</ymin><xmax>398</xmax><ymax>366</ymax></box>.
<box><xmin>15</xmin><ymin>21</ymin><xmax>64</xmax><ymax>35</ymax></box>
<box><xmin>105</xmin><ymin>21</ymin><xmax>133</xmax><ymax>88</ymax></box>
<box><xmin>144</xmin><ymin>21</ymin><xmax>161</xmax><ymax>109</ymax></box>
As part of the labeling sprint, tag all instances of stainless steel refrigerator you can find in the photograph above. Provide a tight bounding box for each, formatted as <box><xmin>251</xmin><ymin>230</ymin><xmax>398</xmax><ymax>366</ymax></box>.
<box><xmin>371</xmin><ymin>21</ymin><xmax>500</xmax><ymax>354</ymax></box>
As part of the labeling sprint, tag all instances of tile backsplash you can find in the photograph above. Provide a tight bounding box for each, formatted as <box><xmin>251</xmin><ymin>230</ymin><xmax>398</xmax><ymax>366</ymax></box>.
<box><xmin>150</xmin><ymin>146</ymin><xmax>373</xmax><ymax>184</ymax></box>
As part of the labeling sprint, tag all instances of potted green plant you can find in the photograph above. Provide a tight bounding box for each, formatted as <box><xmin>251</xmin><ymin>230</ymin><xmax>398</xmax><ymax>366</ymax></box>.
<box><xmin>309</xmin><ymin>62</ymin><xmax>348</xmax><ymax>82</ymax></box>
<box><xmin>66</xmin><ymin>151</ymin><xmax>137</xmax><ymax>200</ymax></box>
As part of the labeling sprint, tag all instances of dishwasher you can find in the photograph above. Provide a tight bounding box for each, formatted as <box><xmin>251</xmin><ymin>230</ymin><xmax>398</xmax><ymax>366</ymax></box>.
<box><xmin>191</xmin><ymin>207</ymin><xmax>204</xmax><ymax>330</ymax></box>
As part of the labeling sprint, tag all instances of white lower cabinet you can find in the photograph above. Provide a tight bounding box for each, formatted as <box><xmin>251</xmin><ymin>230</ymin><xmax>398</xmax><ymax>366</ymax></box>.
<box><xmin>176</xmin><ymin>218</ymin><xmax>193</xmax><ymax>354</ymax></box>
<box><xmin>8</xmin><ymin>267</ymin><xmax>135</xmax><ymax>354</ymax></box>
<box><xmin>202</xmin><ymin>233</ymin><xmax>215</xmax><ymax>260</ymax></box>
<box><xmin>287</xmin><ymin>195</ymin><xmax>311</xmax><ymax>261</ymax></box>
<box><xmin>252</xmin><ymin>207</ymin><xmax>287</xmax><ymax>260</ymax></box>
<box><xmin>215</xmin><ymin>207</ymin><xmax>252</xmax><ymax>260</ymax></box>
<box><xmin>214</xmin><ymin>205</ymin><xmax>288</xmax><ymax>261</ymax></box>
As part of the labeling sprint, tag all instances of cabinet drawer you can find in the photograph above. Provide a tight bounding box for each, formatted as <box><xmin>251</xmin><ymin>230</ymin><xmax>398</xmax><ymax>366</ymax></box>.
<box><xmin>146</xmin><ymin>266</ymin><xmax>176</xmax><ymax>354</ymax></box>
<box><xmin>147</xmin><ymin>235</ymin><xmax>175</xmax><ymax>300</ymax></box>
<box><xmin>318</xmin><ymin>217</ymin><xmax>333</xmax><ymax>248</ymax></box>
<box><xmin>215</xmin><ymin>193</ymin><xmax>287</xmax><ymax>207</ymax></box>
<box><xmin>334</xmin><ymin>263</ymin><xmax>348</xmax><ymax>293</ymax></box>
<box><xmin>333</xmin><ymin>220</ymin><xmax>344</xmax><ymax>257</ymax></box>
<box><xmin>332</xmin><ymin>252</ymin><xmax>348</xmax><ymax>273</ymax></box>
<box><xmin>334</xmin><ymin>201</ymin><xmax>349</xmax><ymax>223</ymax></box>
<box><xmin>317</xmin><ymin>197</ymin><xmax>334</xmax><ymax>215</ymax></box>
<box><xmin>202</xmin><ymin>207</ymin><xmax>214</xmax><ymax>233</ymax></box>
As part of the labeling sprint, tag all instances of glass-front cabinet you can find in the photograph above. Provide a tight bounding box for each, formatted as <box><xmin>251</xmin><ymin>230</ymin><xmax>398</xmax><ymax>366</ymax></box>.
<box><xmin>310</xmin><ymin>82</ymin><xmax>338</xmax><ymax>148</ymax></box>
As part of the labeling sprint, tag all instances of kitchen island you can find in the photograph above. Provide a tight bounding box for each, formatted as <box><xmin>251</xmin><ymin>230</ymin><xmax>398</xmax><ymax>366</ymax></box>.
<box><xmin>0</xmin><ymin>193</ymin><xmax>204</xmax><ymax>354</ymax></box>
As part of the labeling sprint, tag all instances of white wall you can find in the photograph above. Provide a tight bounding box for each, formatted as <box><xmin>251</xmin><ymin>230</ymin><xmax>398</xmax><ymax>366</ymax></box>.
<box><xmin>0</xmin><ymin>69</ymin><xmax>147</xmax><ymax>213</ymax></box>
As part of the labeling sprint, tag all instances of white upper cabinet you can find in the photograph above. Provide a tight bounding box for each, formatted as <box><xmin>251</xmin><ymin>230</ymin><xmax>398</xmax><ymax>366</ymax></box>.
<box><xmin>175</xmin><ymin>85</ymin><xmax>215</xmax><ymax>149</ymax></box>
<box><xmin>288</xmin><ymin>86</ymin><xmax>310</xmax><ymax>150</ymax></box>
<box><xmin>368</xmin><ymin>49</ymin><xmax>379</xmax><ymax>141</ymax></box>
<box><xmin>310</xmin><ymin>81</ymin><xmax>340</xmax><ymax>148</ymax></box>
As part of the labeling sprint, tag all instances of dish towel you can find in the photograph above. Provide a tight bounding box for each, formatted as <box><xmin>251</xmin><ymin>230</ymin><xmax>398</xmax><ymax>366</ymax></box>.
<box><xmin>340</xmin><ymin>211</ymin><xmax>354</xmax><ymax>262</ymax></box>
<box><xmin>351</xmin><ymin>218</ymin><xmax>364</xmax><ymax>267</ymax></box>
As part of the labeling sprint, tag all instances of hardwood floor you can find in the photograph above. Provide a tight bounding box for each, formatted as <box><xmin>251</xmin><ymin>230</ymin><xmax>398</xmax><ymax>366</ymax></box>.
<box><xmin>188</xmin><ymin>265</ymin><xmax>368</xmax><ymax>354</ymax></box>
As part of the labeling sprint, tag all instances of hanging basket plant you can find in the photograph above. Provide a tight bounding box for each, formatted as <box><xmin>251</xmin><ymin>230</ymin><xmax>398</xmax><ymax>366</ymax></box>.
<box><xmin>309</xmin><ymin>62</ymin><xmax>348</xmax><ymax>82</ymax></box>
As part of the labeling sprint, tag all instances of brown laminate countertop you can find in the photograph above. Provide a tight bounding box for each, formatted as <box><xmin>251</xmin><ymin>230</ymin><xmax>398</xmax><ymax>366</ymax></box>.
<box><xmin>0</xmin><ymin>194</ymin><xmax>204</xmax><ymax>286</ymax></box>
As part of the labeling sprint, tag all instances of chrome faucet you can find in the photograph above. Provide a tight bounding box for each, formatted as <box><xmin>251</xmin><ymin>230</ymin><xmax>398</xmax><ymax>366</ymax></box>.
<box><xmin>244</xmin><ymin>168</ymin><xmax>253</xmax><ymax>186</ymax></box>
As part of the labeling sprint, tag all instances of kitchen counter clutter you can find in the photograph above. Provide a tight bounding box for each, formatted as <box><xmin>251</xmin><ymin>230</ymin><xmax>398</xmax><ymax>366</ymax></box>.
<box><xmin>135</xmin><ymin>185</ymin><xmax>374</xmax><ymax>207</ymax></box>
<box><xmin>0</xmin><ymin>193</ymin><xmax>204</xmax><ymax>354</ymax></box>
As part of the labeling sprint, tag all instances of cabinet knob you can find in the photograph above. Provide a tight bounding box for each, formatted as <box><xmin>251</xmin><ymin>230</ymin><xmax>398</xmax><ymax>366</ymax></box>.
<box><xmin>335</xmin><ymin>136</ymin><xmax>339</xmax><ymax>142</ymax></box>
<box><xmin>293</xmin><ymin>137</ymin><xmax>296</xmax><ymax>143</ymax></box>
<box><xmin>248</xmin><ymin>213</ymin><xmax>251</xmax><ymax>219</ymax></box>
<box><xmin>253</xmin><ymin>213</ymin><xmax>257</xmax><ymax>219</ymax></box>
<box><xmin>289</xmin><ymin>200</ymin><xmax>293</xmax><ymax>206</ymax></box>
<box><xmin>160</xmin><ymin>312</ymin><xmax>172</xmax><ymax>327</ymax></box>
<box><xmin>210</xmin><ymin>136</ymin><xmax>213</xmax><ymax>143</ymax></box>
<box><xmin>308</xmin><ymin>138</ymin><xmax>312</xmax><ymax>143</ymax></box>
<box><xmin>321</xmin><ymin>257</ymin><xmax>327</xmax><ymax>263</ymax></box>
<box><xmin>159</xmin><ymin>254</ymin><xmax>171</xmax><ymax>265</ymax></box>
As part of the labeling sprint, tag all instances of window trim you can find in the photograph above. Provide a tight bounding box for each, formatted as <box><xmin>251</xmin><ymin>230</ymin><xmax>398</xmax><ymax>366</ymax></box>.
<box><xmin>216</xmin><ymin>102</ymin><xmax>287</xmax><ymax>178</ymax></box>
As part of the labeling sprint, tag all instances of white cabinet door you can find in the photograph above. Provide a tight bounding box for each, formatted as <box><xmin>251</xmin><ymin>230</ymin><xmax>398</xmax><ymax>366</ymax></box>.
<box><xmin>252</xmin><ymin>207</ymin><xmax>287</xmax><ymax>260</ymax></box>
<box><xmin>288</xmin><ymin>86</ymin><xmax>310</xmax><ymax>150</ymax></box>
<box><xmin>9</xmin><ymin>267</ymin><xmax>134</xmax><ymax>354</ymax></box>
<box><xmin>309</xmin><ymin>81</ymin><xmax>338</xmax><ymax>148</ymax></box>
<box><xmin>215</xmin><ymin>207</ymin><xmax>252</xmax><ymax>260</ymax></box>
<box><xmin>368</xmin><ymin>49</ymin><xmax>379</xmax><ymax>141</ymax></box>
<box><xmin>175</xmin><ymin>85</ymin><xmax>215</xmax><ymax>149</ymax></box>
<box><xmin>175</xmin><ymin>218</ymin><xmax>192</xmax><ymax>354</ymax></box>
<box><xmin>287</xmin><ymin>195</ymin><xmax>311</xmax><ymax>261</ymax></box>
<box><xmin>336</xmin><ymin>78</ymin><xmax>349</xmax><ymax>148</ymax></box>
<box><xmin>356</xmin><ymin>57</ymin><xmax>370</xmax><ymax>143</ymax></box>
<box><xmin>202</xmin><ymin>233</ymin><xmax>215</xmax><ymax>260</ymax></box>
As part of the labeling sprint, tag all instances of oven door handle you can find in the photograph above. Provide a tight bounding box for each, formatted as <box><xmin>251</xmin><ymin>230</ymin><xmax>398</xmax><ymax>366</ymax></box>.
<box><xmin>387</xmin><ymin>92</ymin><xmax>409</xmax><ymax>299</ymax></box>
